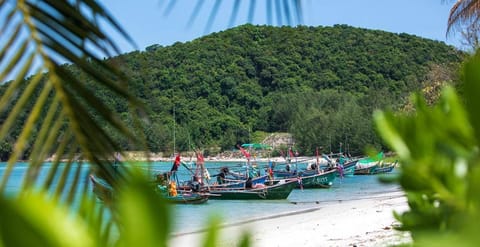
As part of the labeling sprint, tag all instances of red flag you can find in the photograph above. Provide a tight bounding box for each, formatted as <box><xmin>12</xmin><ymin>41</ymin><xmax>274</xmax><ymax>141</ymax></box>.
<box><xmin>196</xmin><ymin>152</ymin><xmax>204</xmax><ymax>165</ymax></box>
<box><xmin>171</xmin><ymin>153</ymin><xmax>181</xmax><ymax>172</ymax></box>
<box><xmin>289</xmin><ymin>148</ymin><xmax>295</xmax><ymax>158</ymax></box>
<box><xmin>238</xmin><ymin>145</ymin><xmax>251</xmax><ymax>159</ymax></box>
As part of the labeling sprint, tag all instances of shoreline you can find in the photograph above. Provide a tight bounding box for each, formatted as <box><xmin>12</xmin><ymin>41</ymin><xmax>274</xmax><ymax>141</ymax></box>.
<box><xmin>169</xmin><ymin>190</ymin><xmax>411</xmax><ymax>247</ymax></box>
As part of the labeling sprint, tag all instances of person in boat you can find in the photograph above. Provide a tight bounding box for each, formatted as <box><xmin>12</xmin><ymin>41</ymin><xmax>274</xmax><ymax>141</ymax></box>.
<box><xmin>188</xmin><ymin>176</ymin><xmax>201</xmax><ymax>192</ymax></box>
<box><xmin>286</xmin><ymin>163</ymin><xmax>291</xmax><ymax>172</ymax></box>
<box><xmin>245</xmin><ymin>177</ymin><xmax>253</xmax><ymax>189</ymax></box>
<box><xmin>216</xmin><ymin>170</ymin><xmax>226</xmax><ymax>184</ymax></box>
<box><xmin>307</xmin><ymin>163</ymin><xmax>317</xmax><ymax>170</ymax></box>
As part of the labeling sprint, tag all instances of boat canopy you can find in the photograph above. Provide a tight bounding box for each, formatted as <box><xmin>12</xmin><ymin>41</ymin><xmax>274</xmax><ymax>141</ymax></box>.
<box><xmin>241</xmin><ymin>143</ymin><xmax>272</xmax><ymax>150</ymax></box>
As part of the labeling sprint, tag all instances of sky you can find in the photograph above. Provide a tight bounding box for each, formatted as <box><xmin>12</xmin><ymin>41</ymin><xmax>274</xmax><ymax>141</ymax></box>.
<box><xmin>100</xmin><ymin>0</ymin><xmax>465</xmax><ymax>54</ymax></box>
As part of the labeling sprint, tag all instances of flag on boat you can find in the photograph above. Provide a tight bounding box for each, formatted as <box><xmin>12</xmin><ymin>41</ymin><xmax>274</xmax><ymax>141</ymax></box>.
<box><xmin>196</xmin><ymin>152</ymin><xmax>204</xmax><ymax>165</ymax></box>
<box><xmin>289</xmin><ymin>148</ymin><xmax>295</xmax><ymax>159</ymax></box>
<box><xmin>238</xmin><ymin>145</ymin><xmax>251</xmax><ymax>160</ymax></box>
<box><xmin>171</xmin><ymin>153</ymin><xmax>181</xmax><ymax>172</ymax></box>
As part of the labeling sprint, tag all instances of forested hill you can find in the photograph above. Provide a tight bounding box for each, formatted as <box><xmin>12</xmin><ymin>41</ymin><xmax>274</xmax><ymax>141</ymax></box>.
<box><xmin>1</xmin><ymin>24</ymin><xmax>464</xmax><ymax>159</ymax></box>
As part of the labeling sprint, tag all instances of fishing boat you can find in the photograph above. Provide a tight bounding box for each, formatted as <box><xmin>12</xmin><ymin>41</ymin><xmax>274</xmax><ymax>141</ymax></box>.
<box><xmin>371</xmin><ymin>161</ymin><xmax>397</xmax><ymax>174</ymax></box>
<box><xmin>296</xmin><ymin>168</ymin><xmax>337</xmax><ymax>188</ymax></box>
<box><xmin>210</xmin><ymin>174</ymin><xmax>268</xmax><ymax>189</ymax></box>
<box><xmin>90</xmin><ymin>174</ymin><xmax>210</xmax><ymax>204</ymax></box>
<box><xmin>272</xmin><ymin>168</ymin><xmax>337</xmax><ymax>188</ymax></box>
<box><xmin>208</xmin><ymin>179</ymin><xmax>297</xmax><ymax>200</ymax></box>
<box><xmin>354</xmin><ymin>152</ymin><xmax>384</xmax><ymax>175</ymax></box>
<box><xmin>353</xmin><ymin>162</ymin><xmax>379</xmax><ymax>175</ymax></box>
<box><xmin>338</xmin><ymin>160</ymin><xmax>357</xmax><ymax>177</ymax></box>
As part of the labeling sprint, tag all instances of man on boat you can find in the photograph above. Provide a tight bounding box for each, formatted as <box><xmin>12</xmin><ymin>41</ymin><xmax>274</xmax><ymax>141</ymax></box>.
<box><xmin>216</xmin><ymin>170</ymin><xmax>226</xmax><ymax>184</ymax></box>
<box><xmin>170</xmin><ymin>153</ymin><xmax>181</xmax><ymax>183</ymax></box>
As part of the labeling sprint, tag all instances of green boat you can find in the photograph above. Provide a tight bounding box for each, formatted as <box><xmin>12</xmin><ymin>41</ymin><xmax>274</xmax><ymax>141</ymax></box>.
<box><xmin>90</xmin><ymin>175</ymin><xmax>210</xmax><ymax>204</ymax></box>
<box><xmin>354</xmin><ymin>152</ymin><xmax>384</xmax><ymax>175</ymax></box>
<box><xmin>298</xmin><ymin>168</ymin><xmax>337</xmax><ymax>188</ymax></box>
<box><xmin>208</xmin><ymin>179</ymin><xmax>297</xmax><ymax>200</ymax></box>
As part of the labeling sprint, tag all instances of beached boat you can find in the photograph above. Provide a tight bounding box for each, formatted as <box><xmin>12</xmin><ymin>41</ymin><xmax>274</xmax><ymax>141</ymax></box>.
<box><xmin>90</xmin><ymin>174</ymin><xmax>210</xmax><ymax>204</ymax></box>
<box><xmin>158</xmin><ymin>189</ymin><xmax>210</xmax><ymax>204</ymax></box>
<box><xmin>338</xmin><ymin>160</ymin><xmax>357</xmax><ymax>177</ymax></box>
<box><xmin>297</xmin><ymin>169</ymin><xmax>337</xmax><ymax>188</ymax></box>
<box><xmin>208</xmin><ymin>179</ymin><xmax>297</xmax><ymax>200</ymax></box>
<box><xmin>210</xmin><ymin>174</ymin><xmax>268</xmax><ymax>189</ymax></box>
<box><xmin>371</xmin><ymin>161</ymin><xmax>396</xmax><ymax>174</ymax></box>
<box><xmin>354</xmin><ymin>162</ymin><xmax>379</xmax><ymax>175</ymax></box>
<box><xmin>354</xmin><ymin>153</ymin><xmax>384</xmax><ymax>175</ymax></box>
<box><xmin>273</xmin><ymin>168</ymin><xmax>337</xmax><ymax>188</ymax></box>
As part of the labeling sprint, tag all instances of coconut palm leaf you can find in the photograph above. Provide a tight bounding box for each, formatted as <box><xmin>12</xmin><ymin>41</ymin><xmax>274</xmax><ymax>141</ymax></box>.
<box><xmin>0</xmin><ymin>0</ymin><xmax>146</xmax><ymax>202</ymax></box>
<box><xmin>164</xmin><ymin>0</ymin><xmax>303</xmax><ymax>33</ymax></box>
<box><xmin>447</xmin><ymin>0</ymin><xmax>480</xmax><ymax>34</ymax></box>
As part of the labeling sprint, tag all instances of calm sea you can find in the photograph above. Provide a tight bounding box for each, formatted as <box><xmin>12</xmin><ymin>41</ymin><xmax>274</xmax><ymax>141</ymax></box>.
<box><xmin>0</xmin><ymin>161</ymin><xmax>402</xmax><ymax>233</ymax></box>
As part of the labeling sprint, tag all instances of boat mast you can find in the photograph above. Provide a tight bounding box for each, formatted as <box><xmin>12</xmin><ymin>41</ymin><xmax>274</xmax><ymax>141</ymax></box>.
<box><xmin>173</xmin><ymin>106</ymin><xmax>176</xmax><ymax>155</ymax></box>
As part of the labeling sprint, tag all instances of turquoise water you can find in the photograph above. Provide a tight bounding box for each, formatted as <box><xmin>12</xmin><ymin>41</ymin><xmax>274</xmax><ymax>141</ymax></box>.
<box><xmin>0</xmin><ymin>161</ymin><xmax>402</xmax><ymax>233</ymax></box>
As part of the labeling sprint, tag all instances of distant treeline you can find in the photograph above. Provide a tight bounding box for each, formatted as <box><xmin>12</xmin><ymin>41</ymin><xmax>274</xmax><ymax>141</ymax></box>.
<box><xmin>0</xmin><ymin>24</ymin><xmax>464</xmax><ymax>160</ymax></box>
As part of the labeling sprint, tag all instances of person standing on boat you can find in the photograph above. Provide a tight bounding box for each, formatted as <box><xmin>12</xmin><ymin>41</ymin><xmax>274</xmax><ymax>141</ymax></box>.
<box><xmin>216</xmin><ymin>170</ymin><xmax>226</xmax><ymax>184</ymax></box>
<box><xmin>170</xmin><ymin>153</ymin><xmax>181</xmax><ymax>183</ymax></box>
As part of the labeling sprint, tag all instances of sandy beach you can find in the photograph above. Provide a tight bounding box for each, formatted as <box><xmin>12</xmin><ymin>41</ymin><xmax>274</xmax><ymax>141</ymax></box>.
<box><xmin>169</xmin><ymin>190</ymin><xmax>411</xmax><ymax>247</ymax></box>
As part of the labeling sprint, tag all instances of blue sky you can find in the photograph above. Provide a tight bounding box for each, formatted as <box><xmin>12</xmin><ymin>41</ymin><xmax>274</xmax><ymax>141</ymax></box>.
<box><xmin>101</xmin><ymin>0</ymin><xmax>464</xmax><ymax>54</ymax></box>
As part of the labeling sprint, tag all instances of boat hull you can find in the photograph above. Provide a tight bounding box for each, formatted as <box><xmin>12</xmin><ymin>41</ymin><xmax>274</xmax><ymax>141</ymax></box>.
<box><xmin>298</xmin><ymin>169</ymin><xmax>337</xmax><ymax>188</ymax></box>
<box><xmin>163</xmin><ymin>193</ymin><xmax>209</xmax><ymax>204</ymax></box>
<box><xmin>90</xmin><ymin>175</ymin><xmax>209</xmax><ymax>204</ymax></box>
<box><xmin>354</xmin><ymin>163</ymin><xmax>379</xmax><ymax>175</ymax></box>
<box><xmin>371</xmin><ymin>162</ymin><xmax>396</xmax><ymax>174</ymax></box>
<box><xmin>274</xmin><ymin>169</ymin><xmax>337</xmax><ymax>188</ymax></box>
<box><xmin>209</xmin><ymin>179</ymin><xmax>297</xmax><ymax>200</ymax></box>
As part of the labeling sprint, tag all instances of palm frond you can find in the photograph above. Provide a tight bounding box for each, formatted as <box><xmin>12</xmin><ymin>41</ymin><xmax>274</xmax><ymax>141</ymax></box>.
<box><xmin>447</xmin><ymin>0</ymin><xmax>480</xmax><ymax>35</ymax></box>
<box><xmin>0</xmin><ymin>0</ymin><xmax>146</xmax><ymax>198</ymax></box>
<box><xmin>164</xmin><ymin>0</ymin><xmax>304</xmax><ymax>33</ymax></box>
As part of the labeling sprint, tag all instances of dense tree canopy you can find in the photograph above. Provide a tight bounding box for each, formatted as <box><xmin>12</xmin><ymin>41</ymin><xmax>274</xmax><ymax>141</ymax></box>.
<box><xmin>0</xmin><ymin>24</ymin><xmax>464</xmax><ymax>158</ymax></box>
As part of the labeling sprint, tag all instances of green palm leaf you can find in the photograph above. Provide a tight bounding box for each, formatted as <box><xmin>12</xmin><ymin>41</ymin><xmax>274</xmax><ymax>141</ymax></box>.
<box><xmin>0</xmin><ymin>1</ymin><xmax>145</xmax><ymax>200</ymax></box>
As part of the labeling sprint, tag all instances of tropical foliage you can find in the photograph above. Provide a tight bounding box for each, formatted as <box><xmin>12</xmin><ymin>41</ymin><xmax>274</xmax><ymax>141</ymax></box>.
<box><xmin>375</xmin><ymin>52</ymin><xmax>480</xmax><ymax>246</ymax></box>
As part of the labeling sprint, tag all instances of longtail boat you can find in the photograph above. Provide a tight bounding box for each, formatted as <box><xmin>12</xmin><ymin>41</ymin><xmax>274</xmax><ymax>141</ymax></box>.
<box><xmin>210</xmin><ymin>174</ymin><xmax>268</xmax><ymax>189</ymax></box>
<box><xmin>371</xmin><ymin>161</ymin><xmax>397</xmax><ymax>174</ymax></box>
<box><xmin>273</xmin><ymin>168</ymin><xmax>337</xmax><ymax>188</ymax></box>
<box><xmin>208</xmin><ymin>179</ymin><xmax>297</xmax><ymax>200</ymax></box>
<box><xmin>338</xmin><ymin>160</ymin><xmax>357</xmax><ymax>177</ymax></box>
<box><xmin>90</xmin><ymin>175</ymin><xmax>209</xmax><ymax>204</ymax></box>
<box><xmin>353</xmin><ymin>162</ymin><xmax>379</xmax><ymax>175</ymax></box>
<box><xmin>354</xmin><ymin>152</ymin><xmax>385</xmax><ymax>175</ymax></box>
<box><xmin>297</xmin><ymin>169</ymin><xmax>337</xmax><ymax>188</ymax></box>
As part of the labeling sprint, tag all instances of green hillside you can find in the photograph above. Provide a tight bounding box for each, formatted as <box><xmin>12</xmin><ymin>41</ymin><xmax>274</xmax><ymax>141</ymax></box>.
<box><xmin>0</xmin><ymin>24</ymin><xmax>464</xmax><ymax>158</ymax></box>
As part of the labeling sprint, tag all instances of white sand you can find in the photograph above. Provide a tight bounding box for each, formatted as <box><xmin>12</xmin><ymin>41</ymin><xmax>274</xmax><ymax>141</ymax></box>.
<box><xmin>169</xmin><ymin>191</ymin><xmax>411</xmax><ymax>247</ymax></box>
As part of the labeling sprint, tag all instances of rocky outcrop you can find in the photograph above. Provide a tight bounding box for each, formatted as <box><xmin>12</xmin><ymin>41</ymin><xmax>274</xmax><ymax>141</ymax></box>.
<box><xmin>262</xmin><ymin>133</ymin><xmax>295</xmax><ymax>149</ymax></box>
